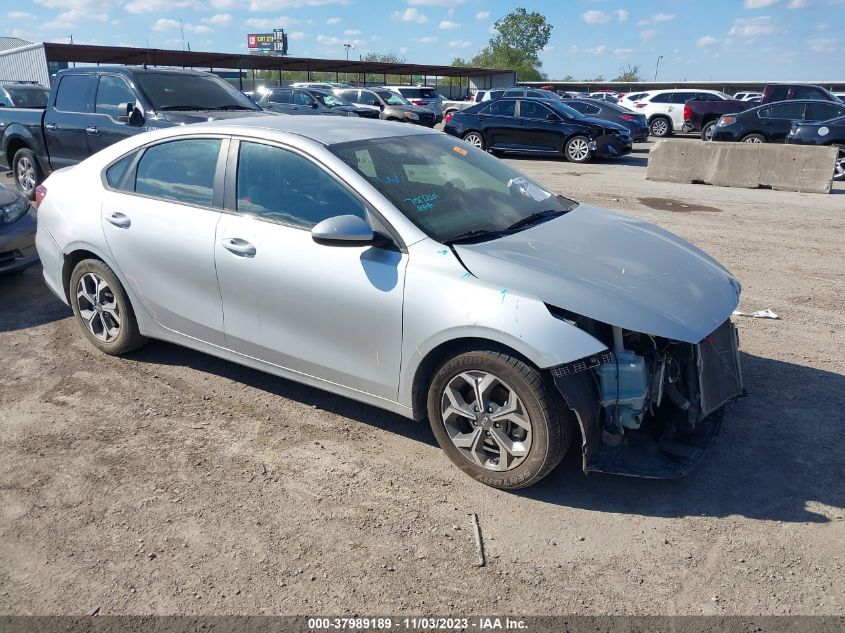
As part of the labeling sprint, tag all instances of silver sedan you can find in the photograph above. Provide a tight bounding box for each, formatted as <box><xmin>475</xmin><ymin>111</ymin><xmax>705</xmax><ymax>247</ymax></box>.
<box><xmin>35</xmin><ymin>117</ymin><xmax>744</xmax><ymax>489</ymax></box>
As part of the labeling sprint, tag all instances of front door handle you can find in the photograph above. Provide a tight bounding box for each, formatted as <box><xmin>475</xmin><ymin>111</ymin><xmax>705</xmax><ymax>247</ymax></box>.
<box><xmin>86</xmin><ymin>125</ymin><xmax>99</xmax><ymax>135</ymax></box>
<box><xmin>106</xmin><ymin>211</ymin><xmax>131</xmax><ymax>228</ymax></box>
<box><xmin>220</xmin><ymin>237</ymin><xmax>256</xmax><ymax>258</ymax></box>
<box><xmin>45</xmin><ymin>122</ymin><xmax>58</xmax><ymax>131</ymax></box>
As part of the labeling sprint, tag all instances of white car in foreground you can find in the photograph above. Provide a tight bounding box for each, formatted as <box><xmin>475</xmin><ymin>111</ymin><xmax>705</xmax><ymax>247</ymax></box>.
<box><xmin>630</xmin><ymin>89</ymin><xmax>733</xmax><ymax>137</ymax></box>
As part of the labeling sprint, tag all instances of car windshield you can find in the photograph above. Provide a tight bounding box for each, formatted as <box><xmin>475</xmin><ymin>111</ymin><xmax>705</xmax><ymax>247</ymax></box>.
<box><xmin>376</xmin><ymin>90</ymin><xmax>410</xmax><ymax>106</ymax></box>
<box><xmin>546</xmin><ymin>100</ymin><xmax>586</xmax><ymax>119</ymax></box>
<box><xmin>6</xmin><ymin>86</ymin><xmax>50</xmax><ymax>108</ymax></box>
<box><xmin>328</xmin><ymin>134</ymin><xmax>578</xmax><ymax>243</ymax></box>
<box><xmin>135</xmin><ymin>73</ymin><xmax>260</xmax><ymax>111</ymax></box>
<box><xmin>312</xmin><ymin>91</ymin><xmax>351</xmax><ymax>108</ymax></box>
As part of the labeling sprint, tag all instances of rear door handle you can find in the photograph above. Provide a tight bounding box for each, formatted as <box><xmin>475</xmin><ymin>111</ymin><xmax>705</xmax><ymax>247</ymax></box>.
<box><xmin>106</xmin><ymin>211</ymin><xmax>131</xmax><ymax>228</ymax></box>
<box><xmin>86</xmin><ymin>125</ymin><xmax>99</xmax><ymax>135</ymax></box>
<box><xmin>45</xmin><ymin>122</ymin><xmax>58</xmax><ymax>131</ymax></box>
<box><xmin>220</xmin><ymin>237</ymin><xmax>256</xmax><ymax>258</ymax></box>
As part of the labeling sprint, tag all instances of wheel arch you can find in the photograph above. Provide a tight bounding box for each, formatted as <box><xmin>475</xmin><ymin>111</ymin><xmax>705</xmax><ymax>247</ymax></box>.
<box><xmin>61</xmin><ymin>247</ymin><xmax>108</xmax><ymax>304</ymax></box>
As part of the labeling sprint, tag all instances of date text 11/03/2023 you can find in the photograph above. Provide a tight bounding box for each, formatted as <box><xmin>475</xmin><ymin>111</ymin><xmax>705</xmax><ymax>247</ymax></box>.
<box><xmin>307</xmin><ymin>617</ymin><xmax>527</xmax><ymax>630</ymax></box>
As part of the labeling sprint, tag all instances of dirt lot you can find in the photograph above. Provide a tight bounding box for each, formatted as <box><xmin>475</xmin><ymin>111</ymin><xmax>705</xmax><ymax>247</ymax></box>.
<box><xmin>1</xmin><ymin>144</ymin><xmax>843</xmax><ymax>617</ymax></box>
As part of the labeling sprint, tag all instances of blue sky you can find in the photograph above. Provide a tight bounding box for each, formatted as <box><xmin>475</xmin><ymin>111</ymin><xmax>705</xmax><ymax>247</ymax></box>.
<box><xmin>4</xmin><ymin>0</ymin><xmax>845</xmax><ymax>81</ymax></box>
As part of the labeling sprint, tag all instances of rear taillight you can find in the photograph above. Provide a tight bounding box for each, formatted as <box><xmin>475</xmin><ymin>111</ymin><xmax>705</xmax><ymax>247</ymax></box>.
<box><xmin>635</xmin><ymin>103</ymin><xmax>646</xmax><ymax>108</ymax></box>
<box><xmin>621</xmin><ymin>114</ymin><xmax>635</xmax><ymax>121</ymax></box>
<box><xmin>683</xmin><ymin>104</ymin><xmax>692</xmax><ymax>120</ymax></box>
<box><xmin>34</xmin><ymin>184</ymin><xmax>47</xmax><ymax>209</ymax></box>
<box><xmin>444</xmin><ymin>113</ymin><xmax>453</xmax><ymax>123</ymax></box>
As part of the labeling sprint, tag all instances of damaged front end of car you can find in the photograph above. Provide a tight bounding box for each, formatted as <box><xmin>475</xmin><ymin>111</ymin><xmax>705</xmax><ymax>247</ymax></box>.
<box><xmin>548</xmin><ymin>308</ymin><xmax>745</xmax><ymax>479</ymax></box>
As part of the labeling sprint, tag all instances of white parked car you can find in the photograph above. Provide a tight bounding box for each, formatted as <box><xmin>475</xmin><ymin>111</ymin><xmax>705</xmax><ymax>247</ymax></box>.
<box><xmin>616</xmin><ymin>91</ymin><xmax>654</xmax><ymax>111</ymax></box>
<box><xmin>631</xmin><ymin>89</ymin><xmax>732</xmax><ymax>137</ymax></box>
<box><xmin>733</xmin><ymin>92</ymin><xmax>763</xmax><ymax>101</ymax></box>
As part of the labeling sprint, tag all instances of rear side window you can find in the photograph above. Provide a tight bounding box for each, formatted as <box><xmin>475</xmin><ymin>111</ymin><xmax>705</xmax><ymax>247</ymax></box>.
<box><xmin>808</xmin><ymin>102</ymin><xmax>845</xmax><ymax>121</ymax></box>
<box><xmin>650</xmin><ymin>93</ymin><xmax>673</xmax><ymax>103</ymax></box>
<box><xmin>792</xmin><ymin>86</ymin><xmax>823</xmax><ymax>100</ymax></box>
<box><xmin>135</xmin><ymin>139</ymin><xmax>221</xmax><ymax>206</ymax></box>
<box><xmin>483</xmin><ymin>100</ymin><xmax>516</xmax><ymax>116</ymax></box>
<box><xmin>95</xmin><ymin>75</ymin><xmax>136</xmax><ymax>119</ymax></box>
<box><xmin>504</xmin><ymin>90</ymin><xmax>525</xmax><ymax>98</ymax></box>
<box><xmin>760</xmin><ymin>102</ymin><xmax>807</xmax><ymax>119</ymax></box>
<box><xmin>269</xmin><ymin>89</ymin><xmax>291</xmax><ymax>104</ymax></box>
<box><xmin>54</xmin><ymin>75</ymin><xmax>92</xmax><ymax>113</ymax></box>
<box><xmin>398</xmin><ymin>88</ymin><xmax>437</xmax><ymax>99</ymax></box>
<box><xmin>235</xmin><ymin>141</ymin><xmax>366</xmax><ymax>229</ymax></box>
<box><xmin>105</xmin><ymin>153</ymin><xmax>136</xmax><ymax>190</ymax></box>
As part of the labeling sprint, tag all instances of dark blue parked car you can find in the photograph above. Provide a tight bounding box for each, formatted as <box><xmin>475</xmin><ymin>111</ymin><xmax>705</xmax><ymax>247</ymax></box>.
<box><xmin>562</xmin><ymin>97</ymin><xmax>650</xmax><ymax>142</ymax></box>
<box><xmin>443</xmin><ymin>97</ymin><xmax>632</xmax><ymax>163</ymax></box>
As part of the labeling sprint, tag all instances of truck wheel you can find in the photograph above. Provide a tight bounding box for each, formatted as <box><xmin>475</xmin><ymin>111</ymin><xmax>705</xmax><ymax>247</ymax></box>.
<box><xmin>701</xmin><ymin>121</ymin><xmax>717</xmax><ymax>141</ymax></box>
<box><xmin>13</xmin><ymin>148</ymin><xmax>41</xmax><ymax>200</ymax></box>
<box><xmin>650</xmin><ymin>116</ymin><xmax>672</xmax><ymax>137</ymax></box>
<box><xmin>426</xmin><ymin>348</ymin><xmax>572</xmax><ymax>489</ymax></box>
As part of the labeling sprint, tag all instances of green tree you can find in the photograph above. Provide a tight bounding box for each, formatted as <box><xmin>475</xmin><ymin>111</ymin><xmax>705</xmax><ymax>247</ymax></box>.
<box><xmin>612</xmin><ymin>64</ymin><xmax>642</xmax><ymax>82</ymax></box>
<box><xmin>360</xmin><ymin>51</ymin><xmax>406</xmax><ymax>64</ymax></box>
<box><xmin>452</xmin><ymin>8</ymin><xmax>553</xmax><ymax>81</ymax></box>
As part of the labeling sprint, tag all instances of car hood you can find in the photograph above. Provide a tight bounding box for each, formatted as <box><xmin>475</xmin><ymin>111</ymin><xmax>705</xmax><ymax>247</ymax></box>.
<box><xmin>454</xmin><ymin>205</ymin><xmax>740</xmax><ymax>344</ymax></box>
<box><xmin>157</xmin><ymin>110</ymin><xmax>273</xmax><ymax>124</ymax></box>
<box><xmin>578</xmin><ymin>116</ymin><xmax>629</xmax><ymax>133</ymax></box>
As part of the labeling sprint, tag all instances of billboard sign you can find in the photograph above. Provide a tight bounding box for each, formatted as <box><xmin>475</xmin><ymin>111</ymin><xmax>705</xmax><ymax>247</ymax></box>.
<box><xmin>247</xmin><ymin>29</ymin><xmax>288</xmax><ymax>55</ymax></box>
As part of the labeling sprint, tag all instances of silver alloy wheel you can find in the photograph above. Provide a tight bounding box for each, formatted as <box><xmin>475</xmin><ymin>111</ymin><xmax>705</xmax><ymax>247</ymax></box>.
<box><xmin>440</xmin><ymin>370</ymin><xmax>532</xmax><ymax>472</ymax></box>
<box><xmin>76</xmin><ymin>272</ymin><xmax>121</xmax><ymax>343</ymax></box>
<box><xmin>743</xmin><ymin>136</ymin><xmax>763</xmax><ymax>143</ymax></box>
<box><xmin>703</xmin><ymin>123</ymin><xmax>716</xmax><ymax>141</ymax></box>
<box><xmin>835</xmin><ymin>149</ymin><xmax>845</xmax><ymax>179</ymax></box>
<box><xmin>463</xmin><ymin>133</ymin><xmax>483</xmax><ymax>149</ymax></box>
<box><xmin>651</xmin><ymin>119</ymin><xmax>669</xmax><ymax>136</ymax></box>
<box><xmin>16</xmin><ymin>156</ymin><xmax>36</xmax><ymax>196</ymax></box>
<box><xmin>567</xmin><ymin>138</ymin><xmax>590</xmax><ymax>162</ymax></box>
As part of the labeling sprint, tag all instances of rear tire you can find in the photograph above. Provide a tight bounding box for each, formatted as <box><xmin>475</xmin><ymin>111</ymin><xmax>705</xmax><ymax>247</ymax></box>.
<box><xmin>564</xmin><ymin>135</ymin><xmax>592</xmax><ymax>163</ymax></box>
<box><xmin>69</xmin><ymin>259</ymin><xmax>147</xmax><ymax>355</ymax></box>
<box><xmin>13</xmin><ymin>148</ymin><xmax>41</xmax><ymax>200</ymax></box>
<box><xmin>701</xmin><ymin>121</ymin><xmax>717</xmax><ymax>141</ymax></box>
<box><xmin>741</xmin><ymin>133</ymin><xmax>766</xmax><ymax>143</ymax></box>
<box><xmin>426</xmin><ymin>348</ymin><xmax>572</xmax><ymax>489</ymax></box>
<box><xmin>462</xmin><ymin>131</ymin><xmax>484</xmax><ymax>150</ymax></box>
<box><xmin>834</xmin><ymin>147</ymin><xmax>845</xmax><ymax>180</ymax></box>
<box><xmin>650</xmin><ymin>116</ymin><xmax>672</xmax><ymax>138</ymax></box>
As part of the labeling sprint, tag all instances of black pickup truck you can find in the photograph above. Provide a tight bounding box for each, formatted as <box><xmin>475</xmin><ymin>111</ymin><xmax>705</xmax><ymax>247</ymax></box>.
<box><xmin>0</xmin><ymin>66</ymin><xmax>269</xmax><ymax>198</ymax></box>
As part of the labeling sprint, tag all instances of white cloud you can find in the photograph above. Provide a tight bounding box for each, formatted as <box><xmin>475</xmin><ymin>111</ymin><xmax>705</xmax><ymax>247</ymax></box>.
<box><xmin>392</xmin><ymin>8</ymin><xmax>428</xmax><ymax>23</ymax></box>
<box><xmin>439</xmin><ymin>20</ymin><xmax>460</xmax><ymax>29</ymax></box>
<box><xmin>419</xmin><ymin>36</ymin><xmax>438</xmax><ymax>43</ymax></box>
<box><xmin>153</xmin><ymin>18</ymin><xmax>179</xmax><ymax>30</ymax></box>
<box><xmin>407</xmin><ymin>0</ymin><xmax>466</xmax><ymax>5</ymax></box>
<box><xmin>640</xmin><ymin>29</ymin><xmax>658</xmax><ymax>41</ymax></box>
<box><xmin>808</xmin><ymin>37</ymin><xmax>838</xmax><ymax>52</ymax></box>
<box><xmin>35</xmin><ymin>0</ymin><xmax>115</xmax><ymax>8</ymax></box>
<box><xmin>816</xmin><ymin>21</ymin><xmax>829</xmax><ymax>30</ymax></box>
<box><xmin>638</xmin><ymin>12</ymin><xmax>676</xmax><ymax>26</ymax></box>
<box><xmin>728</xmin><ymin>16</ymin><xmax>783</xmax><ymax>37</ymax></box>
<box><xmin>697</xmin><ymin>35</ymin><xmax>718</xmax><ymax>46</ymax></box>
<box><xmin>7</xmin><ymin>11</ymin><xmax>36</xmax><ymax>19</ymax></box>
<box><xmin>124</xmin><ymin>0</ymin><xmax>201</xmax><ymax>13</ymax></box>
<box><xmin>343</xmin><ymin>29</ymin><xmax>362</xmax><ymax>35</ymax></box>
<box><xmin>475</xmin><ymin>11</ymin><xmax>489</xmax><ymax>20</ymax></box>
<box><xmin>316</xmin><ymin>34</ymin><xmax>364</xmax><ymax>46</ymax></box>
<box><xmin>582</xmin><ymin>10</ymin><xmax>613</xmax><ymax>24</ymax></box>
<box><xmin>289</xmin><ymin>31</ymin><xmax>308</xmax><ymax>39</ymax></box>
<box><xmin>202</xmin><ymin>13</ymin><xmax>232</xmax><ymax>26</ymax></box>
<box><xmin>614</xmin><ymin>9</ymin><xmax>628</xmax><ymax>21</ymax></box>
<box><xmin>569</xmin><ymin>44</ymin><xmax>608</xmax><ymax>55</ymax></box>
<box><xmin>787</xmin><ymin>0</ymin><xmax>809</xmax><ymax>6</ymax></box>
<box><xmin>248</xmin><ymin>0</ymin><xmax>348</xmax><ymax>10</ymax></box>
<box><xmin>613</xmin><ymin>47</ymin><xmax>632</xmax><ymax>56</ymax></box>
<box><xmin>243</xmin><ymin>16</ymin><xmax>301</xmax><ymax>29</ymax></box>
<box><xmin>210</xmin><ymin>0</ymin><xmax>234</xmax><ymax>7</ymax></box>
<box><xmin>399</xmin><ymin>46</ymin><xmax>408</xmax><ymax>53</ymax></box>
<box><xmin>326</xmin><ymin>17</ymin><xmax>341</xmax><ymax>24</ymax></box>
<box><xmin>743</xmin><ymin>0</ymin><xmax>778</xmax><ymax>7</ymax></box>
<box><xmin>187</xmin><ymin>24</ymin><xmax>211</xmax><ymax>33</ymax></box>
<box><xmin>448</xmin><ymin>39</ymin><xmax>471</xmax><ymax>48</ymax></box>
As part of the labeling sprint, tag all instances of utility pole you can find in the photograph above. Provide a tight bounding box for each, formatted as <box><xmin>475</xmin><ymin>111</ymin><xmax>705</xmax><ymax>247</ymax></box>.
<box><xmin>344</xmin><ymin>43</ymin><xmax>355</xmax><ymax>61</ymax></box>
<box><xmin>654</xmin><ymin>55</ymin><xmax>663</xmax><ymax>82</ymax></box>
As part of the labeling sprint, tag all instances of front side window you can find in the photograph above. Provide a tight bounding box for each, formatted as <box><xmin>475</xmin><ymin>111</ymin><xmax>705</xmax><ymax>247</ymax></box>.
<box><xmin>135</xmin><ymin>139</ymin><xmax>221</xmax><ymax>206</ymax></box>
<box><xmin>294</xmin><ymin>91</ymin><xmax>316</xmax><ymax>106</ymax></box>
<box><xmin>329</xmin><ymin>134</ymin><xmax>577</xmax><ymax>243</ymax></box>
<box><xmin>95</xmin><ymin>75</ymin><xmax>136</xmax><ymax>119</ymax></box>
<box><xmin>483</xmin><ymin>100</ymin><xmax>516</xmax><ymax>116</ymax></box>
<box><xmin>55</xmin><ymin>75</ymin><xmax>92</xmax><ymax>113</ymax></box>
<box><xmin>519</xmin><ymin>100</ymin><xmax>551</xmax><ymax>119</ymax></box>
<box><xmin>236</xmin><ymin>142</ymin><xmax>367</xmax><ymax>229</ymax></box>
<box><xmin>375</xmin><ymin>90</ymin><xmax>408</xmax><ymax>106</ymax></box>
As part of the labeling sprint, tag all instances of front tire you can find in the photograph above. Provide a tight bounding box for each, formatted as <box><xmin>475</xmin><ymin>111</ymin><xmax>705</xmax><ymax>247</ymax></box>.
<box><xmin>741</xmin><ymin>133</ymin><xmax>766</xmax><ymax>143</ymax></box>
<box><xmin>564</xmin><ymin>135</ymin><xmax>592</xmax><ymax>163</ymax></box>
<box><xmin>426</xmin><ymin>349</ymin><xmax>572</xmax><ymax>489</ymax></box>
<box><xmin>462</xmin><ymin>131</ymin><xmax>484</xmax><ymax>150</ymax></box>
<box><xmin>650</xmin><ymin>116</ymin><xmax>672</xmax><ymax>138</ymax></box>
<box><xmin>13</xmin><ymin>148</ymin><xmax>42</xmax><ymax>200</ymax></box>
<box><xmin>69</xmin><ymin>259</ymin><xmax>146</xmax><ymax>355</ymax></box>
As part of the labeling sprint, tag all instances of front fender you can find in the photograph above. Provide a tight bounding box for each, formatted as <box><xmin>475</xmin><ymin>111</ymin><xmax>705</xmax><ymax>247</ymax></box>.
<box><xmin>398</xmin><ymin>241</ymin><xmax>607</xmax><ymax>409</ymax></box>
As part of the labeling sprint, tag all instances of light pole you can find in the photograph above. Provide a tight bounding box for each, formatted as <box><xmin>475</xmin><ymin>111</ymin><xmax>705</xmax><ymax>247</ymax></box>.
<box><xmin>344</xmin><ymin>43</ymin><xmax>355</xmax><ymax>61</ymax></box>
<box><xmin>654</xmin><ymin>55</ymin><xmax>663</xmax><ymax>82</ymax></box>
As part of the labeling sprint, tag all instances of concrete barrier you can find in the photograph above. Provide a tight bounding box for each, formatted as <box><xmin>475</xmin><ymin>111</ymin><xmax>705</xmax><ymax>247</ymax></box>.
<box><xmin>647</xmin><ymin>140</ymin><xmax>838</xmax><ymax>194</ymax></box>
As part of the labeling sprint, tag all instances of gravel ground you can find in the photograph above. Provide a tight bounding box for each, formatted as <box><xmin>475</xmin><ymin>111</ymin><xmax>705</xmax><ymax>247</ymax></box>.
<box><xmin>0</xmin><ymin>145</ymin><xmax>843</xmax><ymax>617</ymax></box>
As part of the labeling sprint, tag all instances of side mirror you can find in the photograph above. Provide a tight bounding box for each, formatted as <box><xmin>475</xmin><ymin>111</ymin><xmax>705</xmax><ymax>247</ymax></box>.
<box><xmin>547</xmin><ymin>113</ymin><xmax>560</xmax><ymax>121</ymax></box>
<box><xmin>311</xmin><ymin>215</ymin><xmax>374</xmax><ymax>245</ymax></box>
<box><xmin>117</xmin><ymin>102</ymin><xmax>143</xmax><ymax>125</ymax></box>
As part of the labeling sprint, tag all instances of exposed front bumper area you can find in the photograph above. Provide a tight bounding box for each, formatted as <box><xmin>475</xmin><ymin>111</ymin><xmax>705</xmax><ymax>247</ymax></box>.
<box><xmin>0</xmin><ymin>207</ymin><xmax>39</xmax><ymax>274</ymax></box>
<box><xmin>553</xmin><ymin>319</ymin><xmax>744</xmax><ymax>479</ymax></box>
<box><xmin>594</xmin><ymin>134</ymin><xmax>633</xmax><ymax>159</ymax></box>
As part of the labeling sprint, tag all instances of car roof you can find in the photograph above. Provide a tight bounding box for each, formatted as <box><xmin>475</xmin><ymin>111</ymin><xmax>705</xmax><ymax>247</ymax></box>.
<box><xmin>188</xmin><ymin>115</ymin><xmax>436</xmax><ymax>145</ymax></box>
<box><xmin>57</xmin><ymin>65</ymin><xmax>216</xmax><ymax>77</ymax></box>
